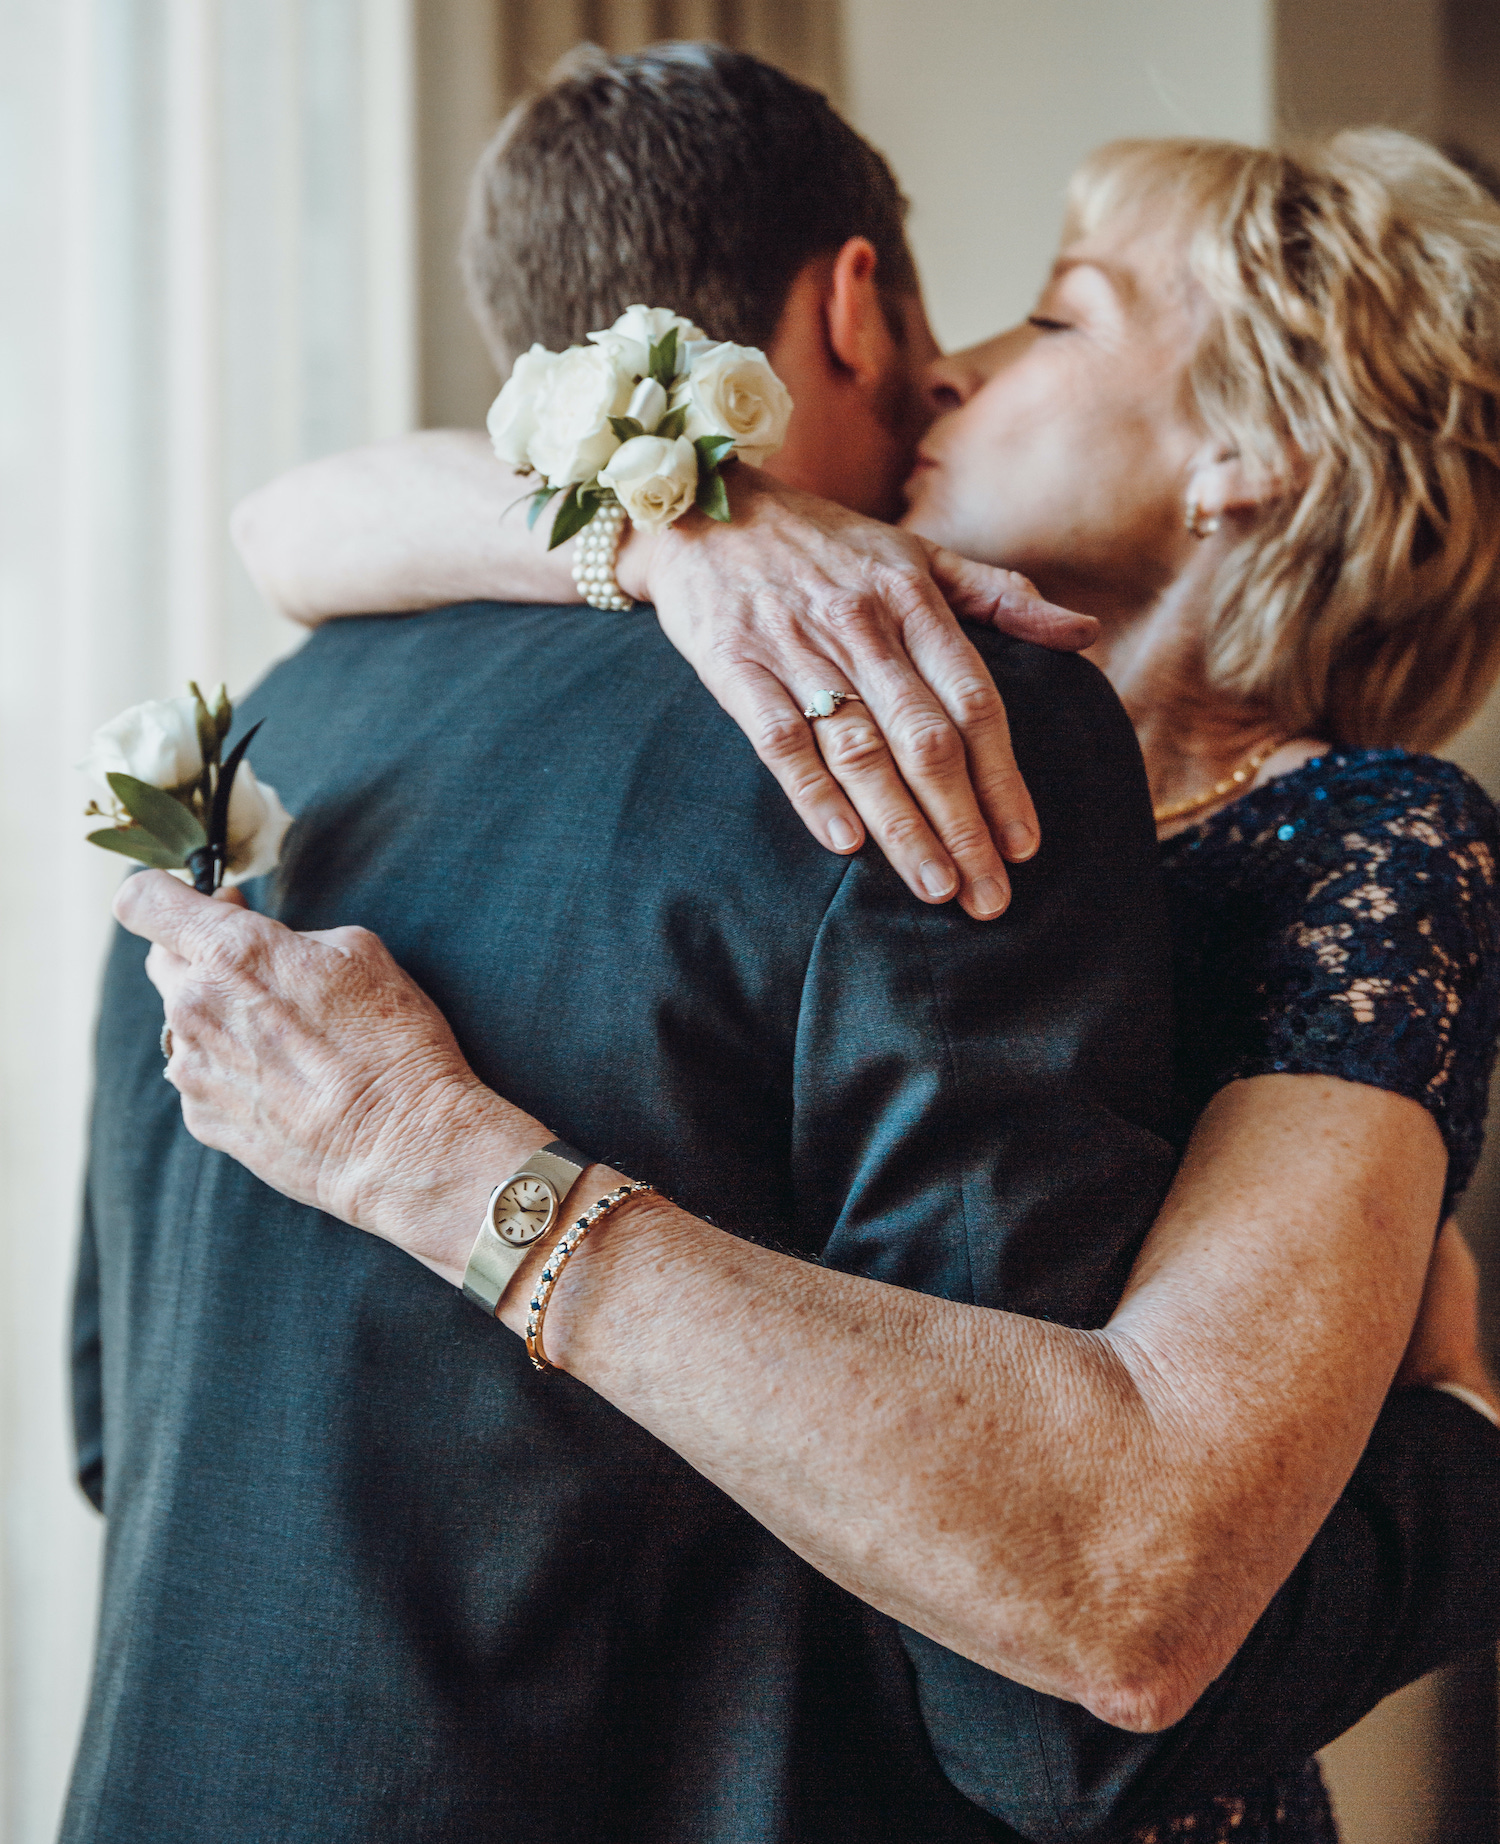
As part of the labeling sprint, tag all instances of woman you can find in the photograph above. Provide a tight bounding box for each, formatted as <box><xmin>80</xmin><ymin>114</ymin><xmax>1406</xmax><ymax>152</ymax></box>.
<box><xmin>147</xmin><ymin>130</ymin><xmax>1500</xmax><ymax>1841</ymax></box>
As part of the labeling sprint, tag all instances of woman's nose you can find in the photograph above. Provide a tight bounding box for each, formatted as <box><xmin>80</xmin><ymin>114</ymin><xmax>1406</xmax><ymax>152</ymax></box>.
<box><xmin>924</xmin><ymin>343</ymin><xmax>997</xmax><ymax>415</ymax></box>
<box><xmin>925</xmin><ymin>356</ymin><xmax>975</xmax><ymax>415</ymax></box>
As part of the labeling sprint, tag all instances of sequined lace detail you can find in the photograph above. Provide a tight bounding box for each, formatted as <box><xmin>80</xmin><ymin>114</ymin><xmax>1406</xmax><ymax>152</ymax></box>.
<box><xmin>1159</xmin><ymin>750</ymin><xmax>1500</xmax><ymax>1217</ymax></box>
<box><xmin>1128</xmin><ymin>1759</ymin><xmax>1339</xmax><ymax>1844</ymax></box>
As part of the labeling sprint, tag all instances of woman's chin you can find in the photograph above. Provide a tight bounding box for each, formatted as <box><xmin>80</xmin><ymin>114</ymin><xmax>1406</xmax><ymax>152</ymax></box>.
<box><xmin>897</xmin><ymin>475</ymin><xmax>949</xmax><ymax>543</ymax></box>
<box><xmin>900</xmin><ymin>494</ymin><xmax>982</xmax><ymax>558</ymax></box>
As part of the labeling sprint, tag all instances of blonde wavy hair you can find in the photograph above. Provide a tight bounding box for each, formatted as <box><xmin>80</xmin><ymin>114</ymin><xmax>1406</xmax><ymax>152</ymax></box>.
<box><xmin>1066</xmin><ymin>131</ymin><xmax>1500</xmax><ymax>750</ymax></box>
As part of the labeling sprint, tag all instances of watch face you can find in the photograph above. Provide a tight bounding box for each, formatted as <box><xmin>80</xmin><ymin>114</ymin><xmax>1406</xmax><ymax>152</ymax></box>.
<box><xmin>492</xmin><ymin>1174</ymin><xmax>557</xmax><ymax>1247</ymax></box>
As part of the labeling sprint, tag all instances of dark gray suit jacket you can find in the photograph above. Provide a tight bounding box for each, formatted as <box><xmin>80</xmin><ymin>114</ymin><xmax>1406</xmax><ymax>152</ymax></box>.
<box><xmin>67</xmin><ymin>604</ymin><xmax>1500</xmax><ymax>1843</ymax></box>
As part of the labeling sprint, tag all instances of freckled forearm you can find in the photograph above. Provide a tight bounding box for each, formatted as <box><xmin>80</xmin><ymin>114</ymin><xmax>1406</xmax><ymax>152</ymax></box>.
<box><xmin>465</xmin><ymin>1081</ymin><xmax>1445</xmax><ymax>1719</ymax></box>
<box><xmin>489</xmin><ymin>1192</ymin><xmax>1189</xmax><ymax>1709</ymax></box>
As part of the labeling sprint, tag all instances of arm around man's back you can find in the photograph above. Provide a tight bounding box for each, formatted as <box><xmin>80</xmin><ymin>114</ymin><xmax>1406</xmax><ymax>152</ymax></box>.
<box><xmin>794</xmin><ymin>636</ymin><xmax>1500</xmax><ymax>1838</ymax></box>
<box><xmin>915</xmin><ymin>1386</ymin><xmax>1500</xmax><ymax>1842</ymax></box>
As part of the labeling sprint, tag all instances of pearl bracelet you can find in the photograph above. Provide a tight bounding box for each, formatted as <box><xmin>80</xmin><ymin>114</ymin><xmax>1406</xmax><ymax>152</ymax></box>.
<box><xmin>525</xmin><ymin>1180</ymin><xmax>656</xmax><ymax>1372</ymax></box>
<box><xmin>571</xmin><ymin>500</ymin><xmax>631</xmax><ymax>611</ymax></box>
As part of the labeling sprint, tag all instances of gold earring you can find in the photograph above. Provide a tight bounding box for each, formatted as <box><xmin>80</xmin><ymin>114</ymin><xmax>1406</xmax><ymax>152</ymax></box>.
<box><xmin>1185</xmin><ymin>500</ymin><xmax>1221</xmax><ymax>539</ymax></box>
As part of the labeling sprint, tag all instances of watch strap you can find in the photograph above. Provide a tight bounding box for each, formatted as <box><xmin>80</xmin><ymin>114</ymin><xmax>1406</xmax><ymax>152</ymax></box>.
<box><xmin>462</xmin><ymin>1139</ymin><xmax>590</xmax><ymax>1316</ymax></box>
<box><xmin>522</xmin><ymin>1139</ymin><xmax>589</xmax><ymax>1202</ymax></box>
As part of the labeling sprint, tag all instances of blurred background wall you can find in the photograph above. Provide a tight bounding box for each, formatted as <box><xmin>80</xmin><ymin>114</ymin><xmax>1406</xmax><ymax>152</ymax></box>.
<box><xmin>3</xmin><ymin>2</ymin><xmax>1497</xmax><ymax>1840</ymax></box>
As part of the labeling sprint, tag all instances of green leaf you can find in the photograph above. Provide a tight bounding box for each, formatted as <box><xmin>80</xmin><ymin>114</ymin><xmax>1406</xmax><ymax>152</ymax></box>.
<box><xmin>694</xmin><ymin>434</ymin><xmax>735</xmax><ymax>469</ymax></box>
<box><xmin>654</xmin><ymin>406</ymin><xmax>689</xmax><ymax>442</ymax></box>
<box><xmin>548</xmin><ymin>483</ymin><xmax>601</xmax><ymax>550</ymax></box>
<box><xmin>212</xmin><ymin>682</ymin><xmax>233</xmax><ymax>740</ymax></box>
<box><xmin>696</xmin><ymin>467</ymin><xmax>732</xmax><ymax>523</ymax></box>
<box><xmin>106</xmin><ymin>773</ymin><xmax>207</xmax><ymax>856</ymax></box>
<box><xmin>648</xmin><ymin>326</ymin><xmax>679</xmax><ymax>386</ymax></box>
<box><xmin>525</xmin><ymin>484</ymin><xmax>559</xmax><ymax>531</ymax></box>
<box><xmin>87</xmin><ymin>827</ymin><xmax>188</xmax><ymax>870</ymax></box>
<box><xmin>608</xmin><ymin>416</ymin><xmax>645</xmax><ymax>443</ymax></box>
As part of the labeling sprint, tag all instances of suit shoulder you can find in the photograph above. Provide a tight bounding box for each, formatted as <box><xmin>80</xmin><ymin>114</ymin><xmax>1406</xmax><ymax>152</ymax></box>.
<box><xmin>966</xmin><ymin>626</ymin><xmax>1129</xmax><ymax>721</ymax></box>
<box><xmin>962</xmin><ymin>628</ymin><xmax>1148</xmax><ymax>818</ymax></box>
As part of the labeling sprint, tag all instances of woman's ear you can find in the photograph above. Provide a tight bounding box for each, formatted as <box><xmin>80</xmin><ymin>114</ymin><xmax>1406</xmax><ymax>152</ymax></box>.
<box><xmin>826</xmin><ymin>237</ymin><xmax>899</xmax><ymax>386</ymax></box>
<box><xmin>1184</xmin><ymin>444</ymin><xmax>1286</xmax><ymax>528</ymax></box>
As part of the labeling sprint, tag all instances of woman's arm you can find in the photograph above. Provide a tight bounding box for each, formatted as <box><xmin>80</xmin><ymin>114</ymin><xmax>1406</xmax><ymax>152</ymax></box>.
<box><xmin>231</xmin><ymin>432</ymin><xmax>568</xmax><ymax>622</ymax></box>
<box><xmin>512</xmin><ymin>1079</ymin><xmax>1444</xmax><ymax>1735</ymax></box>
<box><xmin>232</xmin><ymin>438</ymin><xmax>1099</xmax><ymax>922</ymax></box>
<box><xmin>118</xmin><ymin>868</ymin><xmax>1448</xmax><ymax>1736</ymax></box>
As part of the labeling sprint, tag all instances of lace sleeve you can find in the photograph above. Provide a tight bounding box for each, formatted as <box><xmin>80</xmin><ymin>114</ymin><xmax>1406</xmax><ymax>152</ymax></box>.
<box><xmin>1207</xmin><ymin>753</ymin><xmax>1500</xmax><ymax>1213</ymax></box>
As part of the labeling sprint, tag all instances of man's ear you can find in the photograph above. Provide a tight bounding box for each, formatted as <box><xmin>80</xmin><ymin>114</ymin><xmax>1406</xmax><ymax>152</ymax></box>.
<box><xmin>825</xmin><ymin>237</ymin><xmax>899</xmax><ymax>385</ymax></box>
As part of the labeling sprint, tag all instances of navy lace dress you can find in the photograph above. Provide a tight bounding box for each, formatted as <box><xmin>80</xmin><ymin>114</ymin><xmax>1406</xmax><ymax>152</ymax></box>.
<box><xmin>1136</xmin><ymin>749</ymin><xmax>1500</xmax><ymax>1844</ymax></box>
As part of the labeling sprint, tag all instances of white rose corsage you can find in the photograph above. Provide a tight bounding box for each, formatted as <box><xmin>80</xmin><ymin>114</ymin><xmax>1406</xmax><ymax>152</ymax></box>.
<box><xmin>488</xmin><ymin>305</ymin><xmax>794</xmax><ymax>608</ymax></box>
<box><xmin>80</xmin><ymin>683</ymin><xmax>292</xmax><ymax>894</ymax></box>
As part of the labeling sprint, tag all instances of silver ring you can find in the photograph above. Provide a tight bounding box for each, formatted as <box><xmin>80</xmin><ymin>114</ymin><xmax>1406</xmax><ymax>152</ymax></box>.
<box><xmin>159</xmin><ymin>1023</ymin><xmax>173</xmax><ymax>1060</ymax></box>
<box><xmin>803</xmin><ymin>690</ymin><xmax>863</xmax><ymax>721</ymax></box>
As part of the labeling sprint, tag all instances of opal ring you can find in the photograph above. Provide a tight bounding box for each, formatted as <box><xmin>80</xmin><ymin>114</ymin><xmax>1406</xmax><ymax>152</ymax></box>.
<box><xmin>803</xmin><ymin>690</ymin><xmax>863</xmax><ymax>721</ymax></box>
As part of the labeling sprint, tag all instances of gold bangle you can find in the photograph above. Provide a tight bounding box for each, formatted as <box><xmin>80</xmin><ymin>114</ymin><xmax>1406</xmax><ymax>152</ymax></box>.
<box><xmin>524</xmin><ymin>1181</ymin><xmax>655</xmax><ymax>1373</ymax></box>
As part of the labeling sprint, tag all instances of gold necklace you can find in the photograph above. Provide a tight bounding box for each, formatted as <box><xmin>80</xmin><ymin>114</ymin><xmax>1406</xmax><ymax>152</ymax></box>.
<box><xmin>1152</xmin><ymin>734</ymin><xmax>1290</xmax><ymax>826</ymax></box>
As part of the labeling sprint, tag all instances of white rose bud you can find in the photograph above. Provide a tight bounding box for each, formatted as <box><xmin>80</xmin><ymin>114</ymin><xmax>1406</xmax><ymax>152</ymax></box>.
<box><xmin>486</xmin><ymin>343</ymin><xmax>560</xmax><ymax>469</ymax></box>
<box><xmin>78</xmin><ymin>695</ymin><xmax>204</xmax><ymax>794</ymax></box>
<box><xmin>599</xmin><ymin>434</ymin><xmax>700</xmax><ymax>533</ymax></box>
<box><xmin>223</xmin><ymin>762</ymin><xmax>294</xmax><ymax>884</ymax></box>
<box><xmin>625</xmin><ymin>376</ymin><xmax>668</xmax><ymax>431</ymax></box>
<box><xmin>672</xmin><ymin>343</ymin><xmax>794</xmax><ymax>466</ymax></box>
<box><xmin>588</xmin><ymin>304</ymin><xmax>706</xmax><ymax>380</ymax></box>
<box><xmin>527</xmin><ymin>345</ymin><xmax>633</xmax><ymax>486</ymax></box>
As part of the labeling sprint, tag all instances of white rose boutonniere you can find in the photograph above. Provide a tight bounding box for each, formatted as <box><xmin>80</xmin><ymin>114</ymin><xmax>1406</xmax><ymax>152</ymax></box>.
<box><xmin>599</xmin><ymin>434</ymin><xmax>701</xmax><ymax>533</ymax></box>
<box><xmin>78</xmin><ymin>694</ymin><xmax>205</xmax><ymax>791</ymax></box>
<box><xmin>81</xmin><ymin>682</ymin><xmax>293</xmax><ymax>893</ymax></box>
<box><xmin>485</xmin><ymin>305</ymin><xmax>794</xmax><ymax>584</ymax></box>
<box><xmin>223</xmin><ymin>762</ymin><xmax>295</xmax><ymax>883</ymax></box>
<box><xmin>671</xmin><ymin>343</ymin><xmax>795</xmax><ymax>469</ymax></box>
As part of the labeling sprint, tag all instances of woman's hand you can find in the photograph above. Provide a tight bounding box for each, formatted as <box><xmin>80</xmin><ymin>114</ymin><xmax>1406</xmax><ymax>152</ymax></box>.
<box><xmin>115</xmin><ymin>870</ymin><xmax>535</xmax><ymax>1281</ymax></box>
<box><xmin>623</xmin><ymin>467</ymin><xmax>1099</xmax><ymax>921</ymax></box>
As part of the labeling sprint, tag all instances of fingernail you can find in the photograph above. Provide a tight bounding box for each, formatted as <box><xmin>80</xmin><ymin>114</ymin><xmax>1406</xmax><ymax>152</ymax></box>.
<box><xmin>828</xmin><ymin>816</ymin><xmax>859</xmax><ymax>852</ymax></box>
<box><xmin>920</xmin><ymin>859</ymin><xmax>958</xmax><ymax>900</ymax></box>
<box><xmin>1002</xmin><ymin>822</ymin><xmax>1038</xmax><ymax>861</ymax></box>
<box><xmin>971</xmin><ymin>875</ymin><xmax>1008</xmax><ymax>918</ymax></box>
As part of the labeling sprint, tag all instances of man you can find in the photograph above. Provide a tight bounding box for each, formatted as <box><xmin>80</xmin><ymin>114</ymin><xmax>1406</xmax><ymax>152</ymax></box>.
<box><xmin>70</xmin><ymin>43</ymin><xmax>1500</xmax><ymax>1844</ymax></box>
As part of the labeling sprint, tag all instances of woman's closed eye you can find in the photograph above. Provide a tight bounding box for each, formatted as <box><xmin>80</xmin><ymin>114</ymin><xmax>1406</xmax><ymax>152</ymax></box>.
<box><xmin>1027</xmin><ymin>316</ymin><xmax>1072</xmax><ymax>333</ymax></box>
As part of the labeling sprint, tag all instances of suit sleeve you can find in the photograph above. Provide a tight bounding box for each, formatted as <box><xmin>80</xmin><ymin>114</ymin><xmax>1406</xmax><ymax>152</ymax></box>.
<box><xmin>792</xmin><ymin>634</ymin><xmax>1500</xmax><ymax>1841</ymax></box>
<box><xmin>73</xmin><ymin>1185</ymin><xmax>105</xmax><ymax>1513</ymax></box>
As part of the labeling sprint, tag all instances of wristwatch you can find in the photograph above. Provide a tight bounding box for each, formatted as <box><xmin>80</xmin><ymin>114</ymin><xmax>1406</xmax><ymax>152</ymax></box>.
<box><xmin>462</xmin><ymin>1139</ymin><xmax>590</xmax><ymax>1315</ymax></box>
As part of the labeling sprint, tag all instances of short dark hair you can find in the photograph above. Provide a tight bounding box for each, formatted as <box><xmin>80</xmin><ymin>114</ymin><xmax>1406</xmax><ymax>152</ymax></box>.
<box><xmin>461</xmin><ymin>41</ymin><xmax>919</xmax><ymax>367</ymax></box>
